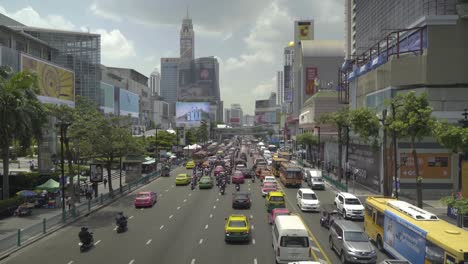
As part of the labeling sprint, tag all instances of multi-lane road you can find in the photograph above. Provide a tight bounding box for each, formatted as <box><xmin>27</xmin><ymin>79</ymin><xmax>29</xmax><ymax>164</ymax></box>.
<box><xmin>1</xmin><ymin>149</ymin><xmax>391</xmax><ymax>264</ymax></box>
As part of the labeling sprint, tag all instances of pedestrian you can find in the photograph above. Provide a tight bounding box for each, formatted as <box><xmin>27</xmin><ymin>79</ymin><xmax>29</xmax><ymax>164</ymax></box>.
<box><xmin>103</xmin><ymin>178</ymin><xmax>107</xmax><ymax>189</ymax></box>
<box><xmin>66</xmin><ymin>196</ymin><xmax>72</xmax><ymax>211</ymax></box>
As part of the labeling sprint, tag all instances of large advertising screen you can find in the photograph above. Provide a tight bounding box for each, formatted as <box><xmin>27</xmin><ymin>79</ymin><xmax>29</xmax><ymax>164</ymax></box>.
<box><xmin>20</xmin><ymin>54</ymin><xmax>75</xmax><ymax>106</ymax></box>
<box><xmin>176</xmin><ymin>102</ymin><xmax>210</xmax><ymax>127</ymax></box>
<box><xmin>255</xmin><ymin>111</ymin><xmax>278</xmax><ymax>124</ymax></box>
<box><xmin>99</xmin><ymin>82</ymin><xmax>115</xmax><ymax>114</ymax></box>
<box><xmin>296</xmin><ymin>21</ymin><xmax>313</xmax><ymax>40</ymax></box>
<box><xmin>119</xmin><ymin>89</ymin><xmax>139</xmax><ymax>118</ymax></box>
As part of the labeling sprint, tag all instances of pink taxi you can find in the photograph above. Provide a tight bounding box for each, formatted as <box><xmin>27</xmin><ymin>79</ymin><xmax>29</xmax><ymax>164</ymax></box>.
<box><xmin>134</xmin><ymin>191</ymin><xmax>157</xmax><ymax>208</ymax></box>
<box><xmin>268</xmin><ymin>208</ymin><xmax>291</xmax><ymax>224</ymax></box>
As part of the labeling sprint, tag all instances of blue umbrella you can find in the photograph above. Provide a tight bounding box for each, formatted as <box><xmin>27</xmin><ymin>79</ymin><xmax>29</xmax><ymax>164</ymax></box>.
<box><xmin>16</xmin><ymin>190</ymin><xmax>38</xmax><ymax>197</ymax></box>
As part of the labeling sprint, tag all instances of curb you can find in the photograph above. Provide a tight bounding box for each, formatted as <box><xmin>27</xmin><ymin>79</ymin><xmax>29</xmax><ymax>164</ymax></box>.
<box><xmin>0</xmin><ymin>167</ymin><xmax>177</xmax><ymax>261</ymax></box>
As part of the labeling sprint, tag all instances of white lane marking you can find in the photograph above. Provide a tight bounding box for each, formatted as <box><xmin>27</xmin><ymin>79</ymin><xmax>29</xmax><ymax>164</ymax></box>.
<box><xmin>113</xmin><ymin>226</ymin><xmax>117</xmax><ymax>231</ymax></box>
<box><xmin>67</xmin><ymin>261</ymin><xmax>74</xmax><ymax>264</ymax></box>
<box><xmin>146</xmin><ymin>239</ymin><xmax>152</xmax><ymax>245</ymax></box>
<box><xmin>94</xmin><ymin>240</ymin><xmax>101</xmax><ymax>245</ymax></box>
<box><xmin>189</xmin><ymin>193</ymin><xmax>192</xmax><ymax>197</ymax></box>
<box><xmin>318</xmin><ymin>259</ymin><xmax>327</xmax><ymax>263</ymax></box>
<box><xmin>169</xmin><ymin>214</ymin><xmax>173</xmax><ymax>219</ymax></box>
<box><xmin>183</xmin><ymin>199</ymin><xmax>187</xmax><ymax>203</ymax></box>
<box><xmin>311</xmin><ymin>245</ymin><xmax>320</xmax><ymax>252</ymax></box>
<box><xmin>205</xmin><ymin>224</ymin><xmax>208</xmax><ymax>229</ymax></box>
<box><xmin>218</xmin><ymin>192</ymin><xmax>221</xmax><ymax>196</ymax></box>
<box><xmin>252</xmin><ymin>239</ymin><xmax>256</xmax><ymax>245</ymax></box>
<box><xmin>199</xmin><ymin>238</ymin><xmax>203</xmax><ymax>244</ymax></box>
<box><xmin>165</xmin><ymin>189</ymin><xmax>169</xmax><ymax>192</ymax></box>
<box><xmin>209</xmin><ymin>214</ymin><xmax>213</xmax><ymax>218</ymax></box>
<box><xmin>216</xmin><ymin>198</ymin><xmax>219</xmax><ymax>201</ymax></box>
<box><xmin>129</xmin><ymin>215</ymin><xmax>134</xmax><ymax>219</ymax></box>
<box><xmin>160</xmin><ymin>225</ymin><xmax>164</xmax><ymax>230</ymax></box>
<box><xmin>159</xmin><ymin>194</ymin><xmax>163</xmax><ymax>198</ymax></box>
<box><xmin>129</xmin><ymin>260</ymin><xmax>135</xmax><ymax>264</ymax></box>
<box><xmin>250</xmin><ymin>214</ymin><xmax>253</xmax><ymax>219</ymax></box>
<box><xmin>248</xmin><ymin>188</ymin><xmax>251</xmax><ymax>191</ymax></box>
<box><xmin>177</xmin><ymin>206</ymin><xmax>181</xmax><ymax>210</ymax></box>
<box><xmin>172</xmin><ymin>185</ymin><xmax>175</xmax><ymax>187</ymax></box>
<box><xmin>213</xmin><ymin>205</ymin><xmax>216</xmax><ymax>209</ymax></box>
<box><xmin>251</xmin><ymin>225</ymin><xmax>254</xmax><ymax>230</ymax></box>
<box><xmin>254</xmin><ymin>258</ymin><xmax>258</xmax><ymax>264</ymax></box>
<box><xmin>140</xmin><ymin>208</ymin><xmax>144</xmax><ymax>211</ymax></box>
<box><xmin>191</xmin><ymin>259</ymin><xmax>196</xmax><ymax>264</ymax></box>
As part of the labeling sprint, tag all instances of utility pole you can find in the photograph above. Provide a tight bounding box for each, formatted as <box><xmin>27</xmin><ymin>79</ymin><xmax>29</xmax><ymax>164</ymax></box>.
<box><xmin>391</xmin><ymin>103</ymin><xmax>399</xmax><ymax>199</ymax></box>
<box><xmin>381</xmin><ymin>110</ymin><xmax>389</xmax><ymax>196</ymax></box>
<box><xmin>345</xmin><ymin>125</ymin><xmax>350</xmax><ymax>185</ymax></box>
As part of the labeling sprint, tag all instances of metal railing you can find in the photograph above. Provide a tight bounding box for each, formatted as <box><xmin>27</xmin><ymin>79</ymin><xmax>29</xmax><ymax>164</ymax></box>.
<box><xmin>0</xmin><ymin>168</ymin><xmax>164</xmax><ymax>256</ymax></box>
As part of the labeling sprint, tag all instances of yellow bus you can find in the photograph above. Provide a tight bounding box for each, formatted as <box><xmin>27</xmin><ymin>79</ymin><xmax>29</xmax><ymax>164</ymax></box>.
<box><xmin>278</xmin><ymin>151</ymin><xmax>292</xmax><ymax>161</ymax></box>
<box><xmin>271</xmin><ymin>157</ymin><xmax>288</xmax><ymax>177</ymax></box>
<box><xmin>364</xmin><ymin>197</ymin><xmax>468</xmax><ymax>264</ymax></box>
<box><xmin>279</xmin><ymin>162</ymin><xmax>302</xmax><ymax>187</ymax></box>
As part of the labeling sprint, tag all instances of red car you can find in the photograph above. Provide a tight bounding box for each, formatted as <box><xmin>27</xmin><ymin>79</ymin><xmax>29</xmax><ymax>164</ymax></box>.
<box><xmin>231</xmin><ymin>170</ymin><xmax>245</xmax><ymax>184</ymax></box>
<box><xmin>134</xmin><ymin>191</ymin><xmax>157</xmax><ymax>208</ymax></box>
<box><xmin>268</xmin><ymin>208</ymin><xmax>291</xmax><ymax>224</ymax></box>
<box><xmin>214</xmin><ymin>165</ymin><xmax>225</xmax><ymax>176</ymax></box>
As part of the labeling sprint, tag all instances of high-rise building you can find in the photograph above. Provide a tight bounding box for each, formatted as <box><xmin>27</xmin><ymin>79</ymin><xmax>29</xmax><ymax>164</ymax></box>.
<box><xmin>229</xmin><ymin>104</ymin><xmax>243</xmax><ymax>127</ymax></box>
<box><xmin>180</xmin><ymin>10</ymin><xmax>195</xmax><ymax>61</ymax></box>
<box><xmin>160</xmin><ymin>57</ymin><xmax>180</xmax><ymax>116</ymax></box>
<box><xmin>277</xmin><ymin>71</ymin><xmax>284</xmax><ymax>105</ymax></box>
<box><xmin>149</xmin><ymin>69</ymin><xmax>161</xmax><ymax>96</ymax></box>
<box><xmin>178</xmin><ymin>56</ymin><xmax>220</xmax><ymax>102</ymax></box>
<box><xmin>283</xmin><ymin>42</ymin><xmax>294</xmax><ymax>104</ymax></box>
<box><xmin>224</xmin><ymin>109</ymin><xmax>231</xmax><ymax>124</ymax></box>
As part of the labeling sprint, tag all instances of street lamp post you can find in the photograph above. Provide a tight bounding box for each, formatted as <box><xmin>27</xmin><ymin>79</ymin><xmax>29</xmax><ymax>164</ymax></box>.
<box><xmin>58</xmin><ymin>122</ymin><xmax>71</xmax><ymax>214</ymax></box>
<box><xmin>458</xmin><ymin>108</ymin><xmax>468</xmax><ymax>194</ymax></box>
<box><xmin>315</xmin><ymin>126</ymin><xmax>321</xmax><ymax>169</ymax></box>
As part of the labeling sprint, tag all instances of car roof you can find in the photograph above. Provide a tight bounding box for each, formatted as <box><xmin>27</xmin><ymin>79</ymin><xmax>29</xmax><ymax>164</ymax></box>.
<box><xmin>299</xmin><ymin>188</ymin><xmax>315</xmax><ymax>194</ymax></box>
<box><xmin>333</xmin><ymin>219</ymin><xmax>362</xmax><ymax>231</ymax></box>
<box><xmin>269</xmin><ymin>191</ymin><xmax>284</xmax><ymax>196</ymax></box>
<box><xmin>177</xmin><ymin>173</ymin><xmax>188</xmax><ymax>176</ymax></box>
<box><xmin>233</xmin><ymin>192</ymin><xmax>250</xmax><ymax>196</ymax></box>
<box><xmin>228</xmin><ymin>214</ymin><xmax>247</xmax><ymax>221</ymax></box>
<box><xmin>138</xmin><ymin>191</ymin><xmax>152</xmax><ymax>194</ymax></box>
<box><xmin>338</xmin><ymin>192</ymin><xmax>358</xmax><ymax>198</ymax></box>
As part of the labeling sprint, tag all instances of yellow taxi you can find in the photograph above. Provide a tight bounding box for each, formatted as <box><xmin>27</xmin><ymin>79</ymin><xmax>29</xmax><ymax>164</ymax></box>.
<box><xmin>224</xmin><ymin>214</ymin><xmax>250</xmax><ymax>243</ymax></box>
<box><xmin>185</xmin><ymin>160</ymin><xmax>195</xmax><ymax>169</ymax></box>
<box><xmin>175</xmin><ymin>173</ymin><xmax>190</xmax><ymax>185</ymax></box>
<box><xmin>265</xmin><ymin>191</ymin><xmax>286</xmax><ymax>212</ymax></box>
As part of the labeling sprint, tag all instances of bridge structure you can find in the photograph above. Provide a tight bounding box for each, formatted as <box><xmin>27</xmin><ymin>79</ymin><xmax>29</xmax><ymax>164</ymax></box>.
<box><xmin>213</xmin><ymin>126</ymin><xmax>268</xmax><ymax>140</ymax></box>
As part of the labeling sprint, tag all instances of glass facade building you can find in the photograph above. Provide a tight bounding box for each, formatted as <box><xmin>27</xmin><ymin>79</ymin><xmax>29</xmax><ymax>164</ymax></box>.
<box><xmin>160</xmin><ymin>57</ymin><xmax>180</xmax><ymax>116</ymax></box>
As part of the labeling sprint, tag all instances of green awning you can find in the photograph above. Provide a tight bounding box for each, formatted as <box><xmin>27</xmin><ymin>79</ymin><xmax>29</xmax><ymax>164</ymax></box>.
<box><xmin>36</xmin><ymin>179</ymin><xmax>60</xmax><ymax>192</ymax></box>
<box><xmin>142</xmin><ymin>159</ymin><xmax>156</xmax><ymax>165</ymax></box>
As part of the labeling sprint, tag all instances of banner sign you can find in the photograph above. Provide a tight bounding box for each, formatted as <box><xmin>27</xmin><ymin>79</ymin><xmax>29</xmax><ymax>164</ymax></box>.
<box><xmin>306</xmin><ymin>67</ymin><xmax>317</xmax><ymax>95</ymax></box>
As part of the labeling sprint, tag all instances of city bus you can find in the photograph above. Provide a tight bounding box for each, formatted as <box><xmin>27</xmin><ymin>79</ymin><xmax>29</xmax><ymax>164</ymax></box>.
<box><xmin>271</xmin><ymin>157</ymin><xmax>288</xmax><ymax>177</ymax></box>
<box><xmin>278</xmin><ymin>151</ymin><xmax>292</xmax><ymax>161</ymax></box>
<box><xmin>364</xmin><ymin>197</ymin><xmax>468</xmax><ymax>264</ymax></box>
<box><xmin>279</xmin><ymin>162</ymin><xmax>302</xmax><ymax>187</ymax></box>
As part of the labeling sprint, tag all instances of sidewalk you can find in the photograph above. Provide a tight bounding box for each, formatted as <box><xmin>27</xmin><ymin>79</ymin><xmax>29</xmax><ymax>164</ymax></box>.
<box><xmin>0</xmin><ymin>170</ymin><xmax>126</xmax><ymax>242</ymax></box>
<box><xmin>297</xmin><ymin>159</ymin><xmax>457</xmax><ymax>225</ymax></box>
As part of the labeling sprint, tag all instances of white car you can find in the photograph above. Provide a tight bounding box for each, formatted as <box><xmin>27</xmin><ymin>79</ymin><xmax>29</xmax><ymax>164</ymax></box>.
<box><xmin>263</xmin><ymin>176</ymin><xmax>276</xmax><ymax>185</ymax></box>
<box><xmin>296</xmin><ymin>188</ymin><xmax>320</xmax><ymax>211</ymax></box>
<box><xmin>334</xmin><ymin>192</ymin><xmax>364</xmax><ymax>219</ymax></box>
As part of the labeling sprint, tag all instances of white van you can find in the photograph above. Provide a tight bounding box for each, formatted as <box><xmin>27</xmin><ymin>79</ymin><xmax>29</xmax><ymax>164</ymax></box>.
<box><xmin>304</xmin><ymin>169</ymin><xmax>325</xmax><ymax>190</ymax></box>
<box><xmin>272</xmin><ymin>215</ymin><xmax>313</xmax><ymax>264</ymax></box>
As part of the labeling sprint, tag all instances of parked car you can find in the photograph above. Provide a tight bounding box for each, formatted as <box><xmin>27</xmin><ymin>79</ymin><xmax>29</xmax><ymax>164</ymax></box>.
<box><xmin>334</xmin><ymin>192</ymin><xmax>365</xmax><ymax>220</ymax></box>
<box><xmin>296</xmin><ymin>188</ymin><xmax>320</xmax><ymax>212</ymax></box>
<box><xmin>232</xmin><ymin>192</ymin><xmax>251</xmax><ymax>209</ymax></box>
<box><xmin>329</xmin><ymin>220</ymin><xmax>377</xmax><ymax>263</ymax></box>
<box><xmin>134</xmin><ymin>191</ymin><xmax>157</xmax><ymax>208</ymax></box>
<box><xmin>232</xmin><ymin>170</ymin><xmax>245</xmax><ymax>184</ymax></box>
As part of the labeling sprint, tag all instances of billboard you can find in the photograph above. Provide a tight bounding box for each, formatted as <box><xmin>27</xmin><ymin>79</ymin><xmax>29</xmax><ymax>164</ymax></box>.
<box><xmin>90</xmin><ymin>164</ymin><xmax>104</xmax><ymax>182</ymax></box>
<box><xmin>384</xmin><ymin>210</ymin><xmax>427</xmax><ymax>264</ymax></box>
<box><xmin>20</xmin><ymin>54</ymin><xmax>75</xmax><ymax>106</ymax></box>
<box><xmin>255</xmin><ymin>111</ymin><xmax>278</xmax><ymax>124</ymax></box>
<box><xmin>284</xmin><ymin>65</ymin><xmax>292</xmax><ymax>102</ymax></box>
<box><xmin>99</xmin><ymin>82</ymin><xmax>115</xmax><ymax>114</ymax></box>
<box><xmin>176</xmin><ymin>102</ymin><xmax>210</xmax><ymax>127</ymax></box>
<box><xmin>400</xmin><ymin>153</ymin><xmax>451</xmax><ymax>179</ymax></box>
<box><xmin>255</xmin><ymin>100</ymin><xmax>270</xmax><ymax>109</ymax></box>
<box><xmin>296</xmin><ymin>21</ymin><xmax>313</xmax><ymax>41</ymax></box>
<box><xmin>119</xmin><ymin>89</ymin><xmax>139</xmax><ymax>118</ymax></box>
<box><xmin>306</xmin><ymin>67</ymin><xmax>318</xmax><ymax>95</ymax></box>
<box><xmin>178</xmin><ymin>58</ymin><xmax>218</xmax><ymax>102</ymax></box>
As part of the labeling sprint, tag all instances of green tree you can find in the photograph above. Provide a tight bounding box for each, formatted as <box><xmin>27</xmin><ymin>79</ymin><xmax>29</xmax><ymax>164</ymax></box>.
<box><xmin>296</xmin><ymin>133</ymin><xmax>318</xmax><ymax>164</ymax></box>
<box><xmin>0</xmin><ymin>68</ymin><xmax>47</xmax><ymax>199</ymax></box>
<box><xmin>319</xmin><ymin>107</ymin><xmax>351</xmax><ymax>181</ymax></box>
<box><xmin>349</xmin><ymin>108</ymin><xmax>381</xmax><ymax>147</ymax></box>
<box><xmin>185</xmin><ymin>128</ymin><xmax>197</xmax><ymax>145</ymax></box>
<box><xmin>148</xmin><ymin>130</ymin><xmax>176</xmax><ymax>152</ymax></box>
<box><xmin>433</xmin><ymin>121</ymin><xmax>468</xmax><ymax>153</ymax></box>
<box><xmin>197</xmin><ymin>121</ymin><xmax>209</xmax><ymax>144</ymax></box>
<box><xmin>389</xmin><ymin>92</ymin><xmax>434</xmax><ymax>208</ymax></box>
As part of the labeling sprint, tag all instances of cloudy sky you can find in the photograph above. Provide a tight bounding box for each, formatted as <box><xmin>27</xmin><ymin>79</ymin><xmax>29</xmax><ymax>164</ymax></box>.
<box><xmin>1</xmin><ymin>0</ymin><xmax>344</xmax><ymax>114</ymax></box>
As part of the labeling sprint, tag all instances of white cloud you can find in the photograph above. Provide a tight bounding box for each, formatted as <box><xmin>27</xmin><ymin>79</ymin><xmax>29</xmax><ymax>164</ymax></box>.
<box><xmin>222</xmin><ymin>32</ymin><xmax>233</xmax><ymax>41</ymax></box>
<box><xmin>90</xmin><ymin>3</ymin><xmax>121</xmax><ymax>22</ymax></box>
<box><xmin>0</xmin><ymin>5</ymin><xmax>75</xmax><ymax>30</ymax></box>
<box><xmin>94</xmin><ymin>29</ymin><xmax>136</xmax><ymax>60</ymax></box>
<box><xmin>253</xmin><ymin>78</ymin><xmax>275</xmax><ymax>97</ymax></box>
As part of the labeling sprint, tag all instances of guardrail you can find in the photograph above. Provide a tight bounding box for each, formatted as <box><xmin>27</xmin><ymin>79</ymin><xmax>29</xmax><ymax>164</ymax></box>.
<box><xmin>296</xmin><ymin>159</ymin><xmax>348</xmax><ymax>192</ymax></box>
<box><xmin>0</xmin><ymin>168</ymin><xmax>165</xmax><ymax>256</ymax></box>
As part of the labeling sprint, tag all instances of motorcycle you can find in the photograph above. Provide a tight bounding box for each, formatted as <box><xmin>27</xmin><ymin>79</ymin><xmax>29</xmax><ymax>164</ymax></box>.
<box><xmin>116</xmin><ymin>220</ymin><xmax>127</xmax><ymax>233</ymax></box>
<box><xmin>220</xmin><ymin>187</ymin><xmax>225</xmax><ymax>195</ymax></box>
<box><xmin>79</xmin><ymin>233</ymin><xmax>94</xmax><ymax>252</ymax></box>
<box><xmin>235</xmin><ymin>184</ymin><xmax>240</xmax><ymax>192</ymax></box>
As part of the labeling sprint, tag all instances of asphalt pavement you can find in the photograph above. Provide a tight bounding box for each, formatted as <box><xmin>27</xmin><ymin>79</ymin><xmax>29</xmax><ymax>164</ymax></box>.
<box><xmin>1</xmin><ymin>148</ymin><xmax>392</xmax><ymax>264</ymax></box>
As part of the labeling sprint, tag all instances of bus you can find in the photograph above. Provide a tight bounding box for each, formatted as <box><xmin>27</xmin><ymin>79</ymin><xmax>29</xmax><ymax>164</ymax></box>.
<box><xmin>278</xmin><ymin>151</ymin><xmax>292</xmax><ymax>161</ymax></box>
<box><xmin>271</xmin><ymin>157</ymin><xmax>288</xmax><ymax>177</ymax></box>
<box><xmin>364</xmin><ymin>197</ymin><xmax>468</xmax><ymax>264</ymax></box>
<box><xmin>279</xmin><ymin>162</ymin><xmax>302</xmax><ymax>187</ymax></box>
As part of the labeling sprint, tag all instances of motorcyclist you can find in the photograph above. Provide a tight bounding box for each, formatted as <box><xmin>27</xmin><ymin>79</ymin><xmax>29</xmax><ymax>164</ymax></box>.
<box><xmin>115</xmin><ymin>212</ymin><xmax>127</xmax><ymax>228</ymax></box>
<box><xmin>78</xmin><ymin>226</ymin><xmax>93</xmax><ymax>245</ymax></box>
<box><xmin>235</xmin><ymin>182</ymin><xmax>240</xmax><ymax>191</ymax></box>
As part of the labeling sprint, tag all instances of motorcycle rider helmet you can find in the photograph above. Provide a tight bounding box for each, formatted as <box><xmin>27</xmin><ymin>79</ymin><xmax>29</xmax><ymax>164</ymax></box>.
<box><xmin>81</xmin><ymin>226</ymin><xmax>88</xmax><ymax>231</ymax></box>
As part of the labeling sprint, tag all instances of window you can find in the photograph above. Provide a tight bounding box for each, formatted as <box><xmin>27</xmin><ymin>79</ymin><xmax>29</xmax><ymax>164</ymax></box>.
<box><xmin>425</xmin><ymin>240</ymin><xmax>444</xmax><ymax>264</ymax></box>
<box><xmin>270</xmin><ymin>196</ymin><xmax>284</xmax><ymax>202</ymax></box>
<box><xmin>280</xmin><ymin>236</ymin><xmax>309</xmax><ymax>248</ymax></box>
<box><xmin>365</xmin><ymin>205</ymin><xmax>373</xmax><ymax>216</ymax></box>
<box><xmin>273</xmin><ymin>226</ymin><xmax>279</xmax><ymax>240</ymax></box>
<box><xmin>229</xmin><ymin>220</ymin><xmax>246</xmax><ymax>228</ymax></box>
<box><xmin>344</xmin><ymin>231</ymin><xmax>368</xmax><ymax>242</ymax></box>
<box><xmin>376</xmin><ymin>211</ymin><xmax>385</xmax><ymax>228</ymax></box>
<box><xmin>345</xmin><ymin>198</ymin><xmax>361</xmax><ymax>205</ymax></box>
<box><xmin>302</xmin><ymin>193</ymin><xmax>317</xmax><ymax>200</ymax></box>
<box><xmin>338</xmin><ymin>196</ymin><xmax>344</xmax><ymax>203</ymax></box>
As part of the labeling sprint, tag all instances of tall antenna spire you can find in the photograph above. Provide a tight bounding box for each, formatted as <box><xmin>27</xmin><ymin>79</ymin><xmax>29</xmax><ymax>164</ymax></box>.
<box><xmin>186</xmin><ymin>5</ymin><xmax>189</xmax><ymax>19</ymax></box>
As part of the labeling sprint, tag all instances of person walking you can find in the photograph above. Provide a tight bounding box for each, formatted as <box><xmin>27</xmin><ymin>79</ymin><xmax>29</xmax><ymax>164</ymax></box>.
<box><xmin>103</xmin><ymin>178</ymin><xmax>108</xmax><ymax>189</ymax></box>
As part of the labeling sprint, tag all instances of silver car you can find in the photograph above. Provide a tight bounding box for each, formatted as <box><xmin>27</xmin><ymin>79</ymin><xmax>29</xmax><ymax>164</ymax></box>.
<box><xmin>329</xmin><ymin>220</ymin><xmax>377</xmax><ymax>264</ymax></box>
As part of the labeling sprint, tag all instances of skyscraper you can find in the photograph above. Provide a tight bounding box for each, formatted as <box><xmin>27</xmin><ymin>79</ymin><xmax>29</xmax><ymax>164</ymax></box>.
<box><xmin>277</xmin><ymin>71</ymin><xmax>284</xmax><ymax>105</ymax></box>
<box><xmin>149</xmin><ymin>69</ymin><xmax>161</xmax><ymax>96</ymax></box>
<box><xmin>160</xmin><ymin>57</ymin><xmax>180</xmax><ymax>116</ymax></box>
<box><xmin>283</xmin><ymin>43</ymin><xmax>294</xmax><ymax>104</ymax></box>
<box><xmin>180</xmin><ymin>10</ymin><xmax>194</xmax><ymax>61</ymax></box>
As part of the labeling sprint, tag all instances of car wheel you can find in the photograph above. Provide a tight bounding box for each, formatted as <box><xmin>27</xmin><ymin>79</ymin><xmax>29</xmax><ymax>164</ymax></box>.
<box><xmin>329</xmin><ymin>237</ymin><xmax>334</xmax><ymax>251</ymax></box>
<box><xmin>342</xmin><ymin>209</ymin><xmax>347</xmax><ymax>220</ymax></box>
<box><xmin>341</xmin><ymin>251</ymin><xmax>347</xmax><ymax>264</ymax></box>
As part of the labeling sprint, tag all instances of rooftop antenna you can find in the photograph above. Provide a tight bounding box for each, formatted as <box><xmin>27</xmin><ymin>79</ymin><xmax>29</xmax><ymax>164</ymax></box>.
<box><xmin>186</xmin><ymin>5</ymin><xmax>189</xmax><ymax>19</ymax></box>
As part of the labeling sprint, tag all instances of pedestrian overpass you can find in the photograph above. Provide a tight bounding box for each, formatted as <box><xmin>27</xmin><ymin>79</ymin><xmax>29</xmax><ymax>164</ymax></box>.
<box><xmin>213</xmin><ymin>126</ymin><xmax>268</xmax><ymax>140</ymax></box>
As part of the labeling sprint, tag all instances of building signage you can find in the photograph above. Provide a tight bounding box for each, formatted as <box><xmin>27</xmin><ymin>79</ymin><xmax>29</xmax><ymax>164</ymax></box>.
<box><xmin>305</xmin><ymin>67</ymin><xmax>318</xmax><ymax>95</ymax></box>
<box><xmin>297</xmin><ymin>21</ymin><xmax>312</xmax><ymax>40</ymax></box>
<box><xmin>400</xmin><ymin>153</ymin><xmax>450</xmax><ymax>179</ymax></box>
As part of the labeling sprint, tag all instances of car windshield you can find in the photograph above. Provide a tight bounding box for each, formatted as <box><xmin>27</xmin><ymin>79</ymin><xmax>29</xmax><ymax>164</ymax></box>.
<box><xmin>302</xmin><ymin>193</ymin><xmax>317</xmax><ymax>200</ymax></box>
<box><xmin>264</xmin><ymin>183</ymin><xmax>277</xmax><ymax>189</ymax></box>
<box><xmin>137</xmin><ymin>193</ymin><xmax>149</xmax><ymax>198</ymax></box>
<box><xmin>177</xmin><ymin>175</ymin><xmax>186</xmax><ymax>179</ymax></box>
<box><xmin>344</xmin><ymin>231</ymin><xmax>369</xmax><ymax>242</ymax></box>
<box><xmin>270</xmin><ymin>196</ymin><xmax>284</xmax><ymax>202</ymax></box>
<box><xmin>345</xmin><ymin>198</ymin><xmax>361</xmax><ymax>205</ymax></box>
<box><xmin>280</xmin><ymin>236</ymin><xmax>309</xmax><ymax>248</ymax></box>
<box><xmin>312</xmin><ymin>177</ymin><xmax>323</xmax><ymax>182</ymax></box>
<box><xmin>228</xmin><ymin>220</ymin><xmax>246</xmax><ymax>227</ymax></box>
<box><xmin>234</xmin><ymin>194</ymin><xmax>249</xmax><ymax>200</ymax></box>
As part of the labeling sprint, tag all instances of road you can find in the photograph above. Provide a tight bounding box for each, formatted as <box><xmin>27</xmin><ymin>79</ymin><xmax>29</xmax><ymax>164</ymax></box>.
<box><xmin>1</xmin><ymin>147</ymin><xmax>391</xmax><ymax>264</ymax></box>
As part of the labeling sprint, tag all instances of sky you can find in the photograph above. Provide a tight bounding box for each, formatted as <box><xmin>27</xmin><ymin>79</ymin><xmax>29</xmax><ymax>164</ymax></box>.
<box><xmin>0</xmin><ymin>0</ymin><xmax>344</xmax><ymax>114</ymax></box>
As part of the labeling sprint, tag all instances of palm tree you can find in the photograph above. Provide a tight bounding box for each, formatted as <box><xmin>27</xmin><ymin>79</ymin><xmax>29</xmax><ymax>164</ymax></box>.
<box><xmin>0</xmin><ymin>67</ymin><xmax>47</xmax><ymax>199</ymax></box>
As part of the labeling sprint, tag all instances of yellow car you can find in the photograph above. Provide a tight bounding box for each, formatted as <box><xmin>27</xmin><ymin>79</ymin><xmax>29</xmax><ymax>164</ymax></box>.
<box><xmin>265</xmin><ymin>191</ymin><xmax>286</xmax><ymax>212</ymax></box>
<box><xmin>224</xmin><ymin>214</ymin><xmax>250</xmax><ymax>243</ymax></box>
<box><xmin>185</xmin><ymin>160</ymin><xmax>195</xmax><ymax>169</ymax></box>
<box><xmin>175</xmin><ymin>173</ymin><xmax>190</xmax><ymax>185</ymax></box>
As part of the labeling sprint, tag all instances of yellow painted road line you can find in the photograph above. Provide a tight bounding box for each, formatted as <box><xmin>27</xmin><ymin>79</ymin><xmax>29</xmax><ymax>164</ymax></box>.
<box><xmin>278</xmin><ymin>185</ymin><xmax>332</xmax><ymax>264</ymax></box>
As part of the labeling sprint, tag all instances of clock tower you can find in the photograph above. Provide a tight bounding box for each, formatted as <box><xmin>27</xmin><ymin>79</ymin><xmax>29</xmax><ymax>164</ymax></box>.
<box><xmin>180</xmin><ymin>9</ymin><xmax>194</xmax><ymax>61</ymax></box>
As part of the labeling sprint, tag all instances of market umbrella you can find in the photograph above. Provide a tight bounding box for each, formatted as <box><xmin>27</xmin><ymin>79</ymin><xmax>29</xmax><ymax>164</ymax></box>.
<box><xmin>16</xmin><ymin>190</ymin><xmax>38</xmax><ymax>197</ymax></box>
<box><xmin>36</xmin><ymin>179</ymin><xmax>60</xmax><ymax>192</ymax></box>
